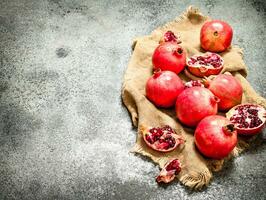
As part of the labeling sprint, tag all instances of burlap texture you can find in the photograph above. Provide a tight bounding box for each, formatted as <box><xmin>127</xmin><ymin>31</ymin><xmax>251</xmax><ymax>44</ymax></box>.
<box><xmin>121</xmin><ymin>6</ymin><xmax>266</xmax><ymax>189</ymax></box>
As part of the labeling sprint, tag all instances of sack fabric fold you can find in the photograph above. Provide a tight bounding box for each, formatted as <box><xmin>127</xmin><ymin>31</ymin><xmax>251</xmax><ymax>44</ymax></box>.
<box><xmin>121</xmin><ymin>6</ymin><xmax>266</xmax><ymax>189</ymax></box>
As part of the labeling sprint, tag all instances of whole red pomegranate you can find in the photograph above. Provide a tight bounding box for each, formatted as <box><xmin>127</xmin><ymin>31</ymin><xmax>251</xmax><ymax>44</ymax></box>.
<box><xmin>194</xmin><ymin>115</ymin><xmax>237</xmax><ymax>159</ymax></box>
<box><xmin>152</xmin><ymin>42</ymin><xmax>186</xmax><ymax>74</ymax></box>
<box><xmin>226</xmin><ymin>104</ymin><xmax>266</xmax><ymax>135</ymax></box>
<box><xmin>175</xmin><ymin>87</ymin><xmax>219</xmax><ymax>127</ymax></box>
<box><xmin>206</xmin><ymin>74</ymin><xmax>243</xmax><ymax>111</ymax></box>
<box><xmin>146</xmin><ymin>70</ymin><xmax>184</xmax><ymax>108</ymax></box>
<box><xmin>187</xmin><ymin>52</ymin><xmax>224</xmax><ymax>77</ymax></box>
<box><xmin>141</xmin><ymin>125</ymin><xmax>184</xmax><ymax>152</ymax></box>
<box><xmin>200</xmin><ymin>20</ymin><xmax>233</xmax><ymax>52</ymax></box>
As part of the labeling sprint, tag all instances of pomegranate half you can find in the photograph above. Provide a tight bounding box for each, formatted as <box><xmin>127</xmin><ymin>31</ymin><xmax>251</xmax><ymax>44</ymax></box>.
<box><xmin>156</xmin><ymin>158</ymin><xmax>181</xmax><ymax>183</ymax></box>
<box><xmin>175</xmin><ymin>87</ymin><xmax>219</xmax><ymax>127</ymax></box>
<box><xmin>152</xmin><ymin>42</ymin><xmax>186</xmax><ymax>74</ymax></box>
<box><xmin>159</xmin><ymin>31</ymin><xmax>181</xmax><ymax>44</ymax></box>
<box><xmin>187</xmin><ymin>52</ymin><xmax>223</xmax><ymax>77</ymax></box>
<box><xmin>141</xmin><ymin>125</ymin><xmax>184</xmax><ymax>152</ymax></box>
<box><xmin>195</xmin><ymin>115</ymin><xmax>237</xmax><ymax>159</ymax></box>
<box><xmin>200</xmin><ymin>20</ymin><xmax>233</xmax><ymax>52</ymax></box>
<box><xmin>146</xmin><ymin>70</ymin><xmax>185</xmax><ymax>108</ymax></box>
<box><xmin>226</xmin><ymin>104</ymin><xmax>266</xmax><ymax>135</ymax></box>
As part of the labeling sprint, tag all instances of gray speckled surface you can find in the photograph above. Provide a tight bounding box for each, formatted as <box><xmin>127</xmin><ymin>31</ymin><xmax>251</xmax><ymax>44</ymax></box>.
<box><xmin>0</xmin><ymin>0</ymin><xmax>265</xmax><ymax>199</ymax></box>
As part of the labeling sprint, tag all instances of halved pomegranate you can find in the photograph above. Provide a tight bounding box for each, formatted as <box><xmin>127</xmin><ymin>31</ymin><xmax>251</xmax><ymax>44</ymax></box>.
<box><xmin>156</xmin><ymin>158</ymin><xmax>181</xmax><ymax>183</ymax></box>
<box><xmin>141</xmin><ymin>125</ymin><xmax>184</xmax><ymax>152</ymax></box>
<box><xmin>159</xmin><ymin>31</ymin><xmax>181</xmax><ymax>44</ymax></box>
<box><xmin>187</xmin><ymin>52</ymin><xmax>223</xmax><ymax>77</ymax></box>
<box><xmin>185</xmin><ymin>80</ymin><xmax>205</xmax><ymax>88</ymax></box>
<box><xmin>226</xmin><ymin>104</ymin><xmax>266</xmax><ymax>135</ymax></box>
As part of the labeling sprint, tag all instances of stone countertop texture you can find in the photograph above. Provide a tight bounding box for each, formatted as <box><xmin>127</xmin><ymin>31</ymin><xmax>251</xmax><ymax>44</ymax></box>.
<box><xmin>0</xmin><ymin>0</ymin><xmax>265</xmax><ymax>199</ymax></box>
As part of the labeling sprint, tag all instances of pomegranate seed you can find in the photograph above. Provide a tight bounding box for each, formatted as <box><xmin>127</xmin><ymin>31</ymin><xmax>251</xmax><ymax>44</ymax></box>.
<box><xmin>145</xmin><ymin>135</ymin><xmax>154</xmax><ymax>144</ymax></box>
<box><xmin>165</xmin><ymin>159</ymin><xmax>181</xmax><ymax>171</ymax></box>
<box><xmin>159</xmin><ymin>139</ymin><xmax>164</xmax><ymax>143</ymax></box>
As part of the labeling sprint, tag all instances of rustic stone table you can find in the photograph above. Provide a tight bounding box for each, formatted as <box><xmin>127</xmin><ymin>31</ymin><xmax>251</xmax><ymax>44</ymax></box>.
<box><xmin>0</xmin><ymin>0</ymin><xmax>265</xmax><ymax>199</ymax></box>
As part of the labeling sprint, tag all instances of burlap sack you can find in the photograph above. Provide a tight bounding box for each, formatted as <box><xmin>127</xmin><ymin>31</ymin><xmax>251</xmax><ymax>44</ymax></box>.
<box><xmin>121</xmin><ymin>6</ymin><xmax>266</xmax><ymax>189</ymax></box>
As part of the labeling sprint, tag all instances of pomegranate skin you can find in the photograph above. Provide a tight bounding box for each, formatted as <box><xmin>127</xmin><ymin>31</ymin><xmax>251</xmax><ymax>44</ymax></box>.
<box><xmin>152</xmin><ymin>42</ymin><xmax>186</xmax><ymax>74</ymax></box>
<box><xmin>146</xmin><ymin>70</ymin><xmax>185</xmax><ymax>108</ymax></box>
<box><xmin>175</xmin><ymin>87</ymin><xmax>219</xmax><ymax>127</ymax></box>
<box><xmin>200</xmin><ymin>20</ymin><xmax>233</xmax><ymax>52</ymax></box>
<box><xmin>207</xmin><ymin>74</ymin><xmax>243</xmax><ymax>111</ymax></box>
<box><xmin>187</xmin><ymin>64</ymin><xmax>222</xmax><ymax>78</ymax></box>
<box><xmin>194</xmin><ymin>115</ymin><xmax>237</xmax><ymax>159</ymax></box>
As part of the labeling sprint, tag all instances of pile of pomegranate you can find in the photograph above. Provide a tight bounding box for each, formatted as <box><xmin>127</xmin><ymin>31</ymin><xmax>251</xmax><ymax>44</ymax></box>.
<box><xmin>142</xmin><ymin>20</ymin><xmax>266</xmax><ymax>184</ymax></box>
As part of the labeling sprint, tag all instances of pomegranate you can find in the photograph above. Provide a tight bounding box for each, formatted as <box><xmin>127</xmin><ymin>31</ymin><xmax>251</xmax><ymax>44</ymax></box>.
<box><xmin>141</xmin><ymin>125</ymin><xmax>184</xmax><ymax>152</ymax></box>
<box><xmin>195</xmin><ymin>115</ymin><xmax>237</xmax><ymax>159</ymax></box>
<box><xmin>176</xmin><ymin>87</ymin><xmax>219</xmax><ymax>127</ymax></box>
<box><xmin>156</xmin><ymin>158</ymin><xmax>181</xmax><ymax>183</ymax></box>
<box><xmin>146</xmin><ymin>70</ymin><xmax>185</xmax><ymax>108</ymax></box>
<box><xmin>226</xmin><ymin>104</ymin><xmax>266</xmax><ymax>135</ymax></box>
<box><xmin>206</xmin><ymin>74</ymin><xmax>243</xmax><ymax>111</ymax></box>
<box><xmin>159</xmin><ymin>31</ymin><xmax>181</xmax><ymax>44</ymax></box>
<box><xmin>200</xmin><ymin>20</ymin><xmax>233</xmax><ymax>52</ymax></box>
<box><xmin>187</xmin><ymin>52</ymin><xmax>223</xmax><ymax>77</ymax></box>
<box><xmin>184</xmin><ymin>80</ymin><xmax>205</xmax><ymax>88</ymax></box>
<box><xmin>152</xmin><ymin>42</ymin><xmax>186</xmax><ymax>74</ymax></box>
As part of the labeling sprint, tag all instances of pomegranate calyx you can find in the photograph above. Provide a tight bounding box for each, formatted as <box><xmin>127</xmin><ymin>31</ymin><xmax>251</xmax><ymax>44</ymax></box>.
<box><xmin>210</xmin><ymin>96</ymin><xmax>220</xmax><ymax>105</ymax></box>
<box><xmin>214</xmin><ymin>96</ymin><xmax>220</xmax><ymax>103</ymax></box>
<box><xmin>173</xmin><ymin>47</ymin><xmax>183</xmax><ymax>56</ymax></box>
<box><xmin>213</xmin><ymin>31</ymin><xmax>219</xmax><ymax>37</ymax></box>
<box><xmin>201</xmin><ymin>76</ymin><xmax>212</xmax><ymax>88</ymax></box>
<box><xmin>153</xmin><ymin>68</ymin><xmax>162</xmax><ymax>78</ymax></box>
<box><xmin>222</xmin><ymin>124</ymin><xmax>235</xmax><ymax>135</ymax></box>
